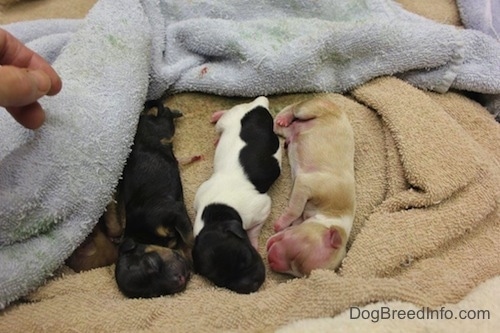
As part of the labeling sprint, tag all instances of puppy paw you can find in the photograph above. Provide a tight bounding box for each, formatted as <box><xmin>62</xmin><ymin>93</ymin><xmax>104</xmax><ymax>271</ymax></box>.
<box><xmin>273</xmin><ymin>219</ymin><xmax>289</xmax><ymax>233</ymax></box>
<box><xmin>273</xmin><ymin>212</ymin><xmax>301</xmax><ymax>232</ymax></box>
<box><xmin>274</xmin><ymin>112</ymin><xmax>294</xmax><ymax>128</ymax></box>
<box><xmin>178</xmin><ymin>155</ymin><xmax>203</xmax><ymax>165</ymax></box>
<box><xmin>210</xmin><ymin>110</ymin><xmax>226</xmax><ymax>123</ymax></box>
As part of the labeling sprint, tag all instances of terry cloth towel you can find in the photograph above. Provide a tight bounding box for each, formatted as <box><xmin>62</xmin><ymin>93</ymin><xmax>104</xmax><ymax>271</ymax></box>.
<box><xmin>456</xmin><ymin>0</ymin><xmax>500</xmax><ymax>40</ymax></box>
<box><xmin>1</xmin><ymin>0</ymin><xmax>500</xmax><ymax>308</ymax></box>
<box><xmin>1</xmin><ymin>77</ymin><xmax>499</xmax><ymax>332</ymax></box>
<box><xmin>0</xmin><ymin>0</ymin><xmax>151</xmax><ymax>308</ymax></box>
<box><xmin>278</xmin><ymin>275</ymin><xmax>500</xmax><ymax>333</ymax></box>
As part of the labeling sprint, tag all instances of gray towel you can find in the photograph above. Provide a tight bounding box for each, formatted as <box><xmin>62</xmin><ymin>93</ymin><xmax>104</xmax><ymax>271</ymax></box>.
<box><xmin>0</xmin><ymin>0</ymin><xmax>151</xmax><ymax>308</ymax></box>
<box><xmin>456</xmin><ymin>0</ymin><xmax>500</xmax><ymax>40</ymax></box>
<box><xmin>1</xmin><ymin>0</ymin><xmax>500</xmax><ymax>308</ymax></box>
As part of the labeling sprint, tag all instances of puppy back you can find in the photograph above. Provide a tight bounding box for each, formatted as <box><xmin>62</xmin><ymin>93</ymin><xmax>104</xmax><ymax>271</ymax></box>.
<box><xmin>239</xmin><ymin>106</ymin><xmax>281</xmax><ymax>193</ymax></box>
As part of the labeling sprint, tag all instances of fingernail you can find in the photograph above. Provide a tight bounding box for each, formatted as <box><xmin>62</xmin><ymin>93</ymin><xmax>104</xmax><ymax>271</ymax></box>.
<box><xmin>27</xmin><ymin>69</ymin><xmax>51</xmax><ymax>94</ymax></box>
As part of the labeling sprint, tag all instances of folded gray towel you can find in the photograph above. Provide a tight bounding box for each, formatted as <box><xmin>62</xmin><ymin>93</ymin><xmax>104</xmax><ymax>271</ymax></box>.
<box><xmin>456</xmin><ymin>0</ymin><xmax>499</xmax><ymax>40</ymax></box>
<box><xmin>1</xmin><ymin>0</ymin><xmax>500</xmax><ymax>308</ymax></box>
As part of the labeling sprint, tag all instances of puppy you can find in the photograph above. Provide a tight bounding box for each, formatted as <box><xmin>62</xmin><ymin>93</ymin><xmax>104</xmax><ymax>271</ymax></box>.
<box><xmin>266</xmin><ymin>95</ymin><xmax>355</xmax><ymax>277</ymax></box>
<box><xmin>114</xmin><ymin>100</ymin><xmax>194</xmax><ymax>298</ymax></box>
<box><xmin>66</xmin><ymin>198</ymin><xmax>125</xmax><ymax>272</ymax></box>
<box><xmin>193</xmin><ymin>96</ymin><xmax>281</xmax><ymax>294</ymax></box>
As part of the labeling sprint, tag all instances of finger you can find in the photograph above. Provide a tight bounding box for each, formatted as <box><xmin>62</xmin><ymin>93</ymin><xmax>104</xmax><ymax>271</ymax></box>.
<box><xmin>0</xmin><ymin>66</ymin><xmax>52</xmax><ymax>107</ymax></box>
<box><xmin>0</xmin><ymin>29</ymin><xmax>62</xmax><ymax>96</ymax></box>
<box><xmin>6</xmin><ymin>103</ymin><xmax>45</xmax><ymax>130</ymax></box>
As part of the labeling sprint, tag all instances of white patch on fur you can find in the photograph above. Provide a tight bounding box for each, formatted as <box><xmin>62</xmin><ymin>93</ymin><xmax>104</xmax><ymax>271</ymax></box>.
<box><xmin>193</xmin><ymin>97</ymin><xmax>275</xmax><ymax>237</ymax></box>
<box><xmin>303</xmin><ymin>214</ymin><xmax>353</xmax><ymax>237</ymax></box>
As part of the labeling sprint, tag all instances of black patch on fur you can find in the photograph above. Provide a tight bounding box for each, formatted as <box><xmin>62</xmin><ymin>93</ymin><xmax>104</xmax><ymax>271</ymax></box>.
<box><xmin>193</xmin><ymin>203</ymin><xmax>265</xmax><ymax>294</ymax></box>
<box><xmin>239</xmin><ymin>106</ymin><xmax>280</xmax><ymax>193</ymax></box>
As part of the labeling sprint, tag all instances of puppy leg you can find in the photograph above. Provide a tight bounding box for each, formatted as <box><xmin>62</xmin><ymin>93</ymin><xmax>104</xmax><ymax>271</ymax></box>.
<box><xmin>210</xmin><ymin>111</ymin><xmax>228</xmax><ymax>146</ymax></box>
<box><xmin>246</xmin><ymin>221</ymin><xmax>264</xmax><ymax>251</ymax></box>
<box><xmin>103</xmin><ymin>197</ymin><xmax>125</xmax><ymax>241</ymax></box>
<box><xmin>210</xmin><ymin>110</ymin><xmax>226</xmax><ymax>123</ymax></box>
<box><xmin>274</xmin><ymin>102</ymin><xmax>319</xmax><ymax>147</ymax></box>
<box><xmin>177</xmin><ymin>155</ymin><xmax>203</xmax><ymax>165</ymax></box>
<box><xmin>273</xmin><ymin>106</ymin><xmax>295</xmax><ymax>137</ymax></box>
<box><xmin>274</xmin><ymin>175</ymin><xmax>311</xmax><ymax>232</ymax></box>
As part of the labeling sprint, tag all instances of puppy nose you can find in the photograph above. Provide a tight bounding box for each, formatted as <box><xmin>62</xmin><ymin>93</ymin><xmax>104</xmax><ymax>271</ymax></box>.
<box><xmin>250</xmin><ymin>280</ymin><xmax>260</xmax><ymax>292</ymax></box>
<box><xmin>177</xmin><ymin>274</ymin><xmax>186</xmax><ymax>286</ymax></box>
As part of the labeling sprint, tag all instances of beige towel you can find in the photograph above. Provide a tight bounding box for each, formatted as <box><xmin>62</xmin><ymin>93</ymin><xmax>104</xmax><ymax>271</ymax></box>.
<box><xmin>279</xmin><ymin>275</ymin><xmax>500</xmax><ymax>333</ymax></box>
<box><xmin>1</xmin><ymin>77</ymin><xmax>498</xmax><ymax>332</ymax></box>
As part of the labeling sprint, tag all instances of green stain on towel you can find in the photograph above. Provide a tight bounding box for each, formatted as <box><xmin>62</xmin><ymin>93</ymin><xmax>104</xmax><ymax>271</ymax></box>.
<box><xmin>107</xmin><ymin>35</ymin><xmax>126</xmax><ymax>50</ymax></box>
<box><xmin>12</xmin><ymin>217</ymin><xmax>58</xmax><ymax>242</ymax></box>
<box><xmin>225</xmin><ymin>40</ymin><xmax>247</xmax><ymax>61</ymax></box>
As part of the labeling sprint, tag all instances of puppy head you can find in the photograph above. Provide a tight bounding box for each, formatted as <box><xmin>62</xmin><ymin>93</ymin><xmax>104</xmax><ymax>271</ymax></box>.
<box><xmin>115</xmin><ymin>238</ymin><xmax>191</xmax><ymax>298</ymax></box>
<box><xmin>193</xmin><ymin>221</ymin><xmax>265</xmax><ymax>294</ymax></box>
<box><xmin>137</xmin><ymin>101</ymin><xmax>183</xmax><ymax>145</ymax></box>
<box><xmin>266</xmin><ymin>222</ymin><xmax>347</xmax><ymax>277</ymax></box>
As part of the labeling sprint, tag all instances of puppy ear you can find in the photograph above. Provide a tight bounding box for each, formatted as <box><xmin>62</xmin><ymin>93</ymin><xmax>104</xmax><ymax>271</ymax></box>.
<box><xmin>170</xmin><ymin>207</ymin><xmax>194</xmax><ymax>246</ymax></box>
<box><xmin>175</xmin><ymin>223</ymin><xmax>194</xmax><ymax>247</ymax></box>
<box><xmin>170</xmin><ymin>109</ymin><xmax>183</xmax><ymax>118</ymax></box>
<box><xmin>224</xmin><ymin>221</ymin><xmax>247</xmax><ymax>240</ymax></box>
<box><xmin>119</xmin><ymin>238</ymin><xmax>137</xmax><ymax>253</ymax></box>
<box><xmin>328</xmin><ymin>227</ymin><xmax>343</xmax><ymax>249</ymax></box>
<box><xmin>145</xmin><ymin>106</ymin><xmax>159</xmax><ymax>117</ymax></box>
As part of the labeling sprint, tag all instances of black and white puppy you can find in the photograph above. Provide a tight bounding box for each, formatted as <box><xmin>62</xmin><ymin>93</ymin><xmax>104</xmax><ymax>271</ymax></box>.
<box><xmin>193</xmin><ymin>96</ymin><xmax>281</xmax><ymax>294</ymax></box>
<box><xmin>115</xmin><ymin>100</ymin><xmax>194</xmax><ymax>298</ymax></box>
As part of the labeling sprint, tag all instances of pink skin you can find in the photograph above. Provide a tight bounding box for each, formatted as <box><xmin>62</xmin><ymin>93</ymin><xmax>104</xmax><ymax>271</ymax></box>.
<box><xmin>274</xmin><ymin>110</ymin><xmax>315</xmax><ymax>149</ymax></box>
<box><xmin>266</xmin><ymin>223</ymin><xmax>343</xmax><ymax>276</ymax></box>
<box><xmin>266</xmin><ymin>232</ymin><xmax>293</xmax><ymax>272</ymax></box>
<box><xmin>177</xmin><ymin>155</ymin><xmax>203</xmax><ymax>165</ymax></box>
<box><xmin>210</xmin><ymin>110</ymin><xmax>226</xmax><ymax>123</ymax></box>
<box><xmin>211</xmin><ymin>110</ymin><xmax>226</xmax><ymax>145</ymax></box>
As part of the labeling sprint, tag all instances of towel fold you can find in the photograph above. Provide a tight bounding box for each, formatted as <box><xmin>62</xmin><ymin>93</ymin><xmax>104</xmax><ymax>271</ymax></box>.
<box><xmin>456</xmin><ymin>0</ymin><xmax>500</xmax><ymax>40</ymax></box>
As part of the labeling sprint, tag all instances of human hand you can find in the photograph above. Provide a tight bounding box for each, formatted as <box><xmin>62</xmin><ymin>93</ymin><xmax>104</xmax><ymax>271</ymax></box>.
<box><xmin>0</xmin><ymin>28</ymin><xmax>62</xmax><ymax>129</ymax></box>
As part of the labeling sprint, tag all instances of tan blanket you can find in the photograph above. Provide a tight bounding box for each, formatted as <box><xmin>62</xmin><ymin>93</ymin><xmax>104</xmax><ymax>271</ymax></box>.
<box><xmin>1</xmin><ymin>77</ymin><xmax>499</xmax><ymax>332</ymax></box>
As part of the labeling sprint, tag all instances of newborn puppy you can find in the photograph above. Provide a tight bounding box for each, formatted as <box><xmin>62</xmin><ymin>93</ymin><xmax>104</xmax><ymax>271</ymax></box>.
<box><xmin>193</xmin><ymin>96</ymin><xmax>281</xmax><ymax>294</ymax></box>
<box><xmin>266</xmin><ymin>95</ymin><xmax>355</xmax><ymax>277</ymax></box>
<box><xmin>115</xmin><ymin>100</ymin><xmax>194</xmax><ymax>298</ymax></box>
<box><xmin>66</xmin><ymin>198</ymin><xmax>125</xmax><ymax>272</ymax></box>
<box><xmin>66</xmin><ymin>223</ymin><xmax>118</xmax><ymax>273</ymax></box>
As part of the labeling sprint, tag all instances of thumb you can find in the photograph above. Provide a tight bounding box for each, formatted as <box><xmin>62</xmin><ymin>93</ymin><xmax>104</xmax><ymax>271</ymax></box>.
<box><xmin>0</xmin><ymin>66</ymin><xmax>51</xmax><ymax>107</ymax></box>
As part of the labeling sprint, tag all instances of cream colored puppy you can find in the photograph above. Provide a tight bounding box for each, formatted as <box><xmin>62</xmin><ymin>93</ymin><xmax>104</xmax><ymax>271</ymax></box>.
<box><xmin>266</xmin><ymin>95</ymin><xmax>355</xmax><ymax>277</ymax></box>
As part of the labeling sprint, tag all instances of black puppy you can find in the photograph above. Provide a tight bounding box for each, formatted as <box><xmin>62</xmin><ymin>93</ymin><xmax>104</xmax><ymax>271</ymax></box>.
<box><xmin>192</xmin><ymin>96</ymin><xmax>281</xmax><ymax>294</ymax></box>
<box><xmin>115</xmin><ymin>100</ymin><xmax>194</xmax><ymax>298</ymax></box>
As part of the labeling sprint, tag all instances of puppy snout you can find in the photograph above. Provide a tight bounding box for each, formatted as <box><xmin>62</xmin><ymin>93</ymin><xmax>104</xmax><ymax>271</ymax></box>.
<box><xmin>175</xmin><ymin>272</ymin><xmax>186</xmax><ymax>286</ymax></box>
<box><xmin>234</xmin><ymin>278</ymin><xmax>262</xmax><ymax>294</ymax></box>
